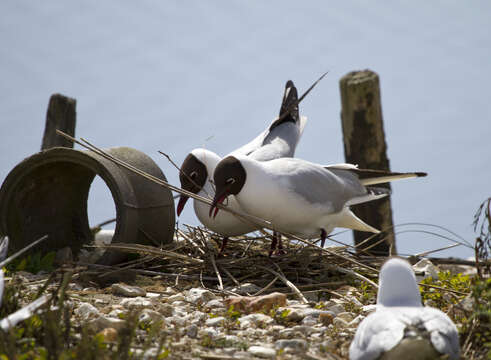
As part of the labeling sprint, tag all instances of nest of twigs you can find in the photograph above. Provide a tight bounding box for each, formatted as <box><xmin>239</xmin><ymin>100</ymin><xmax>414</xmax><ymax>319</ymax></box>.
<box><xmin>81</xmin><ymin>225</ymin><xmax>386</xmax><ymax>302</ymax></box>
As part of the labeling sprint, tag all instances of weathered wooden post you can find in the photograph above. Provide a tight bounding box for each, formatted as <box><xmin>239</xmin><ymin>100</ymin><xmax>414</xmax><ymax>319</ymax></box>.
<box><xmin>41</xmin><ymin>93</ymin><xmax>76</xmax><ymax>150</ymax></box>
<box><xmin>339</xmin><ymin>70</ymin><xmax>396</xmax><ymax>256</ymax></box>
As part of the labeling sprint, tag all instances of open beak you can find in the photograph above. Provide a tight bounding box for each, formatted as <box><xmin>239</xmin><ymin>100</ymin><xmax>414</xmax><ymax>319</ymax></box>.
<box><xmin>209</xmin><ymin>190</ymin><xmax>229</xmax><ymax>219</ymax></box>
<box><xmin>176</xmin><ymin>195</ymin><xmax>189</xmax><ymax>217</ymax></box>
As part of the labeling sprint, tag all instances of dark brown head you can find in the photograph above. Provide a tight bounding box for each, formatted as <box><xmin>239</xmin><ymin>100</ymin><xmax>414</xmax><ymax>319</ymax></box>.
<box><xmin>177</xmin><ymin>153</ymin><xmax>208</xmax><ymax>216</ymax></box>
<box><xmin>209</xmin><ymin>156</ymin><xmax>247</xmax><ymax>218</ymax></box>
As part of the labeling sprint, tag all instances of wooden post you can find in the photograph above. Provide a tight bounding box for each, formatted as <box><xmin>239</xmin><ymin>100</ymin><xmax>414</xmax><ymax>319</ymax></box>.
<box><xmin>339</xmin><ymin>70</ymin><xmax>396</xmax><ymax>256</ymax></box>
<box><xmin>41</xmin><ymin>94</ymin><xmax>76</xmax><ymax>150</ymax></box>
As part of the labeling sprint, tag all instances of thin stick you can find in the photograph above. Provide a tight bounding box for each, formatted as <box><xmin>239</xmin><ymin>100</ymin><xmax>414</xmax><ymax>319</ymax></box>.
<box><xmin>210</xmin><ymin>254</ymin><xmax>224</xmax><ymax>290</ymax></box>
<box><xmin>220</xmin><ymin>266</ymin><xmax>241</xmax><ymax>287</ymax></box>
<box><xmin>0</xmin><ymin>235</ymin><xmax>49</xmax><ymax>268</ymax></box>
<box><xmin>414</xmin><ymin>243</ymin><xmax>460</xmax><ymax>257</ymax></box>
<box><xmin>77</xmin><ymin>262</ymin><xmax>219</xmax><ymax>281</ymax></box>
<box><xmin>258</xmin><ymin>265</ymin><xmax>308</xmax><ymax>304</ymax></box>
<box><xmin>419</xmin><ymin>282</ymin><xmax>469</xmax><ymax>296</ymax></box>
<box><xmin>176</xmin><ymin>229</ymin><xmax>206</xmax><ymax>255</ymax></box>
<box><xmin>89</xmin><ymin>242</ymin><xmax>204</xmax><ymax>264</ymax></box>
<box><xmin>331</xmin><ymin>265</ymin><xmax>379</xmax><ymax>289</ymax></box>
<box><xmin>91</xmin><ymin>218</ymin><xmax>116</xmax><ymax>231</ymax></box>
<box><xmin>252</xmin><ymin>276</ymin><xmax>279</xmax><ymax>296</ymax></box>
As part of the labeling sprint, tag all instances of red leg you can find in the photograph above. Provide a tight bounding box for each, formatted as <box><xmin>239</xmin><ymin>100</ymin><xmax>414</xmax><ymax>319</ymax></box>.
<box><xmin>218</xmin><ymin>237</ymin><xmax>229</xmax><ymax>256</ymax></box>
<box><xmin>320</xmin><ymin>229</ymin><xmax>327</xmax><ymax>248</ymax></box>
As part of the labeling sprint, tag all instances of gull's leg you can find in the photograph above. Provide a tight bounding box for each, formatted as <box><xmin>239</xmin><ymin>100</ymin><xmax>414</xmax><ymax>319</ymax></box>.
<box><xmin>218</xmin><ymin>237</ymin><xmax>229</xmax><ymax>256</ymax></box>
<box><xmin>320</xmin><ymin>229</ymin><xmax>327</xmax><ymax>248</ymax></box>
<box><xmin>270</xmin><ymin>232</ymin><xmax>286</xmax><ymax>257</ymax></box>
<box><xmin>269</xmin><ymin>233</ymin><xmax>278</xmax><ymax>257</ymax></box>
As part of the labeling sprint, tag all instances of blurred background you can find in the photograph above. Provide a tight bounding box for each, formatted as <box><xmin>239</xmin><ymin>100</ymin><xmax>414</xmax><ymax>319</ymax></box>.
<box><xmin>1</xmin><ymin>1</ymin><xmax>489</xmax><ymax>259</ymax></box>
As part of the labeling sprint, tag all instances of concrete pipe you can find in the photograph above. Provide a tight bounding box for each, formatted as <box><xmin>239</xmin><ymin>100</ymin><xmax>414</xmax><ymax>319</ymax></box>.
<box><xmin>0</xmin><ymin>147</ymin><xmax>175</xmax><ymax>265</ymax></box>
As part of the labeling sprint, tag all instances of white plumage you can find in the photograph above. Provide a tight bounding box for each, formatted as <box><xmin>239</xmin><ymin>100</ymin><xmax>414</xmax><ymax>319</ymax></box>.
<box><xmin>349</xmin><ymin>258</ymin><xmax>460</xmax><ymax>360</ymax></box>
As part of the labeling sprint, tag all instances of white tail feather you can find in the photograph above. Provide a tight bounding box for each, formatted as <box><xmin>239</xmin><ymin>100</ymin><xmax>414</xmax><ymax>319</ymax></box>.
<box><xmin>360</xmin><ymin>173</ymin><xmax>422</xmax><ymax>186</ymax></box>
<box><xmin>335</xmin><ymin>209</ymin><xmax>381</xmax><ymax>233</ymax></box>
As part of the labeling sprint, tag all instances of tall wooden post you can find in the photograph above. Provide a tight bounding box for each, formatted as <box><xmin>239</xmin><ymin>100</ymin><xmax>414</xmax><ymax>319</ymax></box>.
<box><xmin>41</xmin><ymin>94</ymin><xmax>76</xmax><ymax>150</ymax></box>
<box><xmin>339</xmin><ymin>70</ymin><xmax>396</xmax><ymax>256</ymax></box>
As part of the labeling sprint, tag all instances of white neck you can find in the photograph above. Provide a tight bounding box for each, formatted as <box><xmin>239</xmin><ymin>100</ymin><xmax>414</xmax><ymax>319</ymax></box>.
<box><xmin>377</xmin><ymin>258</ymin><xmax>422</xmax><ymax>307</ymax></box>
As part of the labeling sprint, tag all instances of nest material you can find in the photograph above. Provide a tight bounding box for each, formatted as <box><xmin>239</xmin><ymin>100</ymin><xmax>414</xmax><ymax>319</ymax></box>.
<box><xmin>84</xmin><ymin>225</ymin><xmax>384</xmax><ymax>302</ymax></box>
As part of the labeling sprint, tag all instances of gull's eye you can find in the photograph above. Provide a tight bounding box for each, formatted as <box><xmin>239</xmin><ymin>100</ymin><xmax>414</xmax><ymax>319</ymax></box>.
<box><xmin>226</xmin><ymin>178</ymin><xmax>235</xmax><ymax>185</ymax></box>
<box><xmin>190</xmin><ymin>171</ymin><xmax>198</xmax><ymax>179</ymax></box>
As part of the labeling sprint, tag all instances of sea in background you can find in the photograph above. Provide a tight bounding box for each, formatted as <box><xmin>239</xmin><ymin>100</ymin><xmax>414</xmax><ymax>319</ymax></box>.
<box><xmin>1</xmin><ymin>0</ymin><xmax>490</xmax><ymax>259</ymax></box>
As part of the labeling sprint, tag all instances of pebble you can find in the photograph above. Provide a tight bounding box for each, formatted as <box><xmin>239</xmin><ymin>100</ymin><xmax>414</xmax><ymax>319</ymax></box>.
<box><xmin>349</xmin><ymin>314</ymin><xmax>364</xmax><ymax>327</ymax></box>
<box><xmin>186</xmin><ymin>324</ymin><xmax>198</xmax><ymax>338</ymax></box>
<box><xmin>167</xmin><ymin>294</ymin><xmax>185</xmax><ymax>303</ymax></box>
<box><xmin>205</xmin><ymin>299</ymin><xmax>226</xmax><ymax>310</ymax></box>
<box><xmin>336</xmin><ymin>312</ymin><xmax>354</xmax><ymax>323</ymax></box>
<box><xmin>319</xmin><ymin>312</ymin><xmax>334</xmax><ymax>326</ymax></box>
<box><xmin>139</xmin><ymin>309</ymin><xmax>163</xmax><ymax>325</ymax></box>
<box><xmin>205</xmin><ymin>316</ymin><xmax>226</xmax><ymax>327</ymax></box>
<box><xmin>157</xmin><ymin>303</ymin><xmax>174</xmax><ymax>317</ymax></box>
<box><xmin>327</xmin><ymin>303</ymin><xmax>345</xmax><ymax>315</ymax></box>
<box><xmin>275</xmin><ymin>339</ymin><xmax>308</xmax><ymax>352</ymax></box>
<box><xmin>120</xmin><ymin>297</ymin><xmax>153</xmax><ymax>310</ymax></box>
<box><xmin>239</xmin><ymin>313</ymin><xmax>274</xmax><ymax>329</ymax></box>
<box><xmin>186</xmin><ymin>288</ymin><xmax>216</xmax><ymax>304</ymax></box>
<box><xmin>333</xmin><ymin>317</ymin><xmax>349</xmax><ymax>328</ymax></box>
<box><xmin>87</xmin><ymin>316</ymin><xmax>127</xmax><ymax>333</ymax></box>
<box><xmin>112</xmin><ymin>283</ymin><xmax>147</xmax><ymax>297</ymax></box>
<box><xmin>97</xmin><ymin>327</ymin><xmax>118</xmax><ymax>342</ymax></box>
<box><xmin>248</xmin><ymin>345</ymin><xmax>276</xmax><ymax>358</ymax></box>
<box><xmin>75</xmin><ymin>302</ymin><xmax>100</xmax><ymax>321</ymax></box>
<box><xmin>228</xmin><ymin>283</ymin><xmax>262</xmax><ymax>295</ymax></box>
<box><xmin>146</xmin><ymin>292</ymin><xmax>160</xmax><ymax>298</ymax></box>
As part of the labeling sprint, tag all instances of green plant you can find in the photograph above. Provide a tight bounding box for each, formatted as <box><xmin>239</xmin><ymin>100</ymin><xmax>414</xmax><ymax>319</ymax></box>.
<box><xmin>419</xmin><ymin>271</ymin><xmax>470</xmax><ymax>312</ymax></box>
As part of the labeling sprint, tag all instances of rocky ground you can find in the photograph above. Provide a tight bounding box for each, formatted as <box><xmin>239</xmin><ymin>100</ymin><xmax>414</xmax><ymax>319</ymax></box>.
<box><xmin>3</xmin><ymin>258</ymin><xmax>479</xmax><ymax>360</ymax></box>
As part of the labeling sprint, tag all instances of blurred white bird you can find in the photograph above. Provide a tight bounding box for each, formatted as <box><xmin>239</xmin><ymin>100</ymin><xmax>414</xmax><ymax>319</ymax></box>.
<box><xmin>349</xmin><ymin>257</ymin><xmax>460</xmax><ymax>360</ymax></box>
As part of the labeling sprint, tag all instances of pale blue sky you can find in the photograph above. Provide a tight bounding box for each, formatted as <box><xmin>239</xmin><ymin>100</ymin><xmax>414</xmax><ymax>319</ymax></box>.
<box><xmin>1</xmin><ymin>1</ymin><xmax>490</xmax><ymax>258</ymax></box>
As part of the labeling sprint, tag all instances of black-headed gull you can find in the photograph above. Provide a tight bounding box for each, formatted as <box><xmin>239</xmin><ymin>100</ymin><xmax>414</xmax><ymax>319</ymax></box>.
<box><xmin>210</xmin><ymin>155</ymin><xmax>426</xmax><ymax>245</ymax></box>
<box><xmin>177</xmin><ymin>80</ymin><xmax>307</xmax><ymax>253</ymax></box>
<box><xmin>349</xmin><ymin>258</ymin><xmax>460</xmax><ymax>360</ymax></box>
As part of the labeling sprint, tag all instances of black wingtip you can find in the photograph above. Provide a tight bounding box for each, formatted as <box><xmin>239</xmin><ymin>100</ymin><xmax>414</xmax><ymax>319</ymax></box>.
<box><xmin>415</xmin><ymin>172</ymin><xmax>428</xmax><ymax>177</ymax></box>
<box><xmin>278</xmin><ymin>80</ymin><xmax>299</xmax><ymax>121</ymax></box>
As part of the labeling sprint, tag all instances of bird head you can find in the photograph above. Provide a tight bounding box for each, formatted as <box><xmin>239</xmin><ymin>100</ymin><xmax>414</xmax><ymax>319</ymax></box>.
<box><xmin>209</xmin><ymin>156</ymin><xmax>246</xmax><ymax>218</ymax></box>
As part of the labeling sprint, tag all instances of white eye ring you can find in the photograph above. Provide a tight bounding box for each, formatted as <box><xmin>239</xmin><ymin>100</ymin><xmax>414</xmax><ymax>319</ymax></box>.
<box><xmin>226</xmin><ymin>178</ymin><xmax>235</xmax><ymax>185</ymax></box>
<box><xmin>190</xmin><ymin>171</ymin><xmax>198</xmax><ymax>178</ymax></box>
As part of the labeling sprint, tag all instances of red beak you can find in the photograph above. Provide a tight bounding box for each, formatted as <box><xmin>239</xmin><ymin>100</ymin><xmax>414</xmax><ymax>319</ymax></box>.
<box><xmin>176</xmin><ymin>195</ymin><xmax>189</xmax><ymax>217</ymax></box>
<box><xmin>209</xmin><ymin>192</ymin><xmax>228</xmax><ymax>219</ymax></box>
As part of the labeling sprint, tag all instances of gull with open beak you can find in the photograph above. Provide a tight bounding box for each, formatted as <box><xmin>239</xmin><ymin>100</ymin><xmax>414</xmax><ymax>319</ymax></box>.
<box><xmin>210</xmin><ymin>155</ymin><xmax>426</xmax><ymax>246</ymax></box>
<box><xmin>177</xmin><ymin>79</ymin><xmax>309</xmax><ymax>254</ymax></box>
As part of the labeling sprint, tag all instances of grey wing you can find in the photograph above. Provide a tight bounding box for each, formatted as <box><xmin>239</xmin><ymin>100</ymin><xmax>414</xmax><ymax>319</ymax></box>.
<box><xmin>228</xmin><ymin>129</ymin><xmax>268</xmax><ymax>158</ymax></box>
<box><xmin>282</xmin><ymin>160</ymin><xmax>368</xmax><ymax>212</ymax></box>
<box><xmin>350</xmin><ymin>311</ymin><xmax>405</xmax><ymax>360</ymax></box>
<box><xmin>422</xmin><ymin>308</ymin><xmax>460</xmax><ymax>359</ymax></box>
<box><xmin>229</xmin><ymin>80</ymin><xmax>307</xmax><ymax>161</ymax></box>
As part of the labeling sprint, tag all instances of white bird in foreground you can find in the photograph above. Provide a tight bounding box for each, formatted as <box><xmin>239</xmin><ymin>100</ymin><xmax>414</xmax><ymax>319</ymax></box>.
<box><xmin>210</xmin><ymin>155</ymin><xmax>426</xmax><ymax>245</ymax></box>
<box><xmin>177</xmin><ymin>80</ymin><xmax>307</xmax><ymax>253</ymax></box>
<box><xmin>349</xmin><ymin>258</ymin><xmax>460</xmax><ymax>360</ymax></box>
